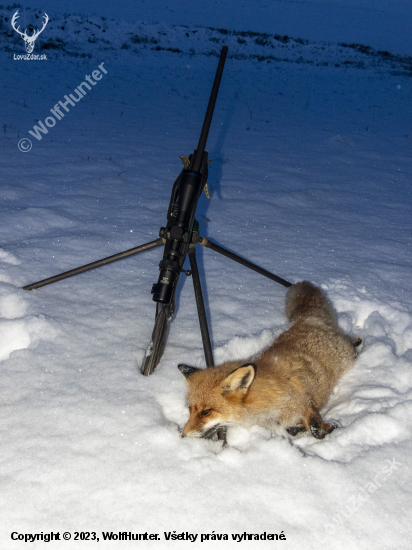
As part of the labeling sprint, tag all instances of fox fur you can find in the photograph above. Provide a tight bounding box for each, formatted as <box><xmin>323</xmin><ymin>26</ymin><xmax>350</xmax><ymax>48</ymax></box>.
<box><xmin>178</xmin><ymin>281</ymin><xmax>361</xmax><ymax>440</ymax></box>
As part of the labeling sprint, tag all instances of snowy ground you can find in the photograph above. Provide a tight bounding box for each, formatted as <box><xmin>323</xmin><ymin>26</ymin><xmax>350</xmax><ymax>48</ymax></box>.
<box><xmin>1</xmin><ymin>4</ymin><xmax>412</xmax><ymax>550</ymax></box>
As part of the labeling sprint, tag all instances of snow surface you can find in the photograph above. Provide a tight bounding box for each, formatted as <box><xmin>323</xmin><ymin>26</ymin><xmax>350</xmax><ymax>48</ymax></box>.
<box><xmin>10</xmin><ymin>0</ymin><xmax>412</xmax><ymax>55</ymax></box>
<box><xmin>1</xmin><ymin>2</ymin><xmax>412</xmax><ymax>549</ymax></box>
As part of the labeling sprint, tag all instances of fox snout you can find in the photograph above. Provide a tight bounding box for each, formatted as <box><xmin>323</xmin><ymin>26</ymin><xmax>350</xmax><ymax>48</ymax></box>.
<box><xmin>180</xmin><ymin>405</ymin><xmax>222</xmax><ymax>438</ymax></box>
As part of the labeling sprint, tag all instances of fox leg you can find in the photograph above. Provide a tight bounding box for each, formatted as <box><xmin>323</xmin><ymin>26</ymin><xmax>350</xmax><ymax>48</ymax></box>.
<box><xmin>302</xmin><ymin>405</ymin><xmax>336</xmax><ymax>439</ymax></box>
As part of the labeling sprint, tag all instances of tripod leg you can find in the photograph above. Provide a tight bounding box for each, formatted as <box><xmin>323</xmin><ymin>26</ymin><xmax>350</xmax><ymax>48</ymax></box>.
<box><xmin>141</xmin><ymin>301</ymin><xmax>174</xmax><ymax>376</ymax></box>
<box><xmin>188</xmin><ymin>244</ymin><xmax>227</xmax><ymax>446</ymax></box>
<box><xmin>198</xmin><ymin>237</ymin><xmax>291</xmax><ymax>288</ymax></box>
<box><xmin>23</xmin><ymin>238</ymin><xmax>165</xmax><ymax>290</ymax></box>
<box><xmin>188</xmin><ymin>245</ymin><xmax>214</xmax><ymax>368</ymax></box>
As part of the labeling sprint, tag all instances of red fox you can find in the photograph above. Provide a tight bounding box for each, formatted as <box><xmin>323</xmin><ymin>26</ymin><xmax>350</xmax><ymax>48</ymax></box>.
<box><xmin>178</xmin><ymin>281</ymin><xmax>361</xmax><ymax>440</ymax></box>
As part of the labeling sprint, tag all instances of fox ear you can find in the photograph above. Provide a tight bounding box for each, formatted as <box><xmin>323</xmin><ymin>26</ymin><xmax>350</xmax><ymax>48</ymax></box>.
<box><xmin>178</xmin><ymin>364</ymin><xmax>201</xmax><ymax>379</ymax></box>
<box><xmin>221</xmin><ymin>363</ymin><xmax>256</xmax><ymax>395</ymax></box>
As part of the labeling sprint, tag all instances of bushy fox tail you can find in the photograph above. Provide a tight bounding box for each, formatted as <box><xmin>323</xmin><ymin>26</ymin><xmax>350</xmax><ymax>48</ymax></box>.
<box><xmin>285</xmin><ymin>281</ymin><xmax>337</xmax><ymax>327</ymax></box>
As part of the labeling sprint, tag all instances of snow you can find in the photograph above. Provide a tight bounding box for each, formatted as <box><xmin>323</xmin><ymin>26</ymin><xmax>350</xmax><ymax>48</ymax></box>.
<box><xmin>1</xmin><ymin>2</ymin><xmax>411</xmax><ymax>549</ymax></box>
<box><xmin>10</xmin><ymin>0</ymin><xmax>412</xmax><ymax>54</ymax></box>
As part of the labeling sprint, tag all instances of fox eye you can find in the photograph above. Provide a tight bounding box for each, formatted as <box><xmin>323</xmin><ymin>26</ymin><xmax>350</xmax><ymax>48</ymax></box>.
<box><xmin>200</xmin><ymin>409</ymin><xmax>211</xmax><ymax>416</ymax></box>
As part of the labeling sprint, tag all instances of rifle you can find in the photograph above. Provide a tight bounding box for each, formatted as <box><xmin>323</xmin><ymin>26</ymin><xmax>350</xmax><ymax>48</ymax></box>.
<box><xmin>142</xmin><ymin>46</ymin><xmax>228</xmax><ymax>375</ymax></box>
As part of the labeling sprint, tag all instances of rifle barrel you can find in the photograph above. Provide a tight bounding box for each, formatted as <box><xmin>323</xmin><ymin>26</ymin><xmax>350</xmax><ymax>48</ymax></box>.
<box><xmin>192</xmin><ymin>46</ymin><xmax>228</xmax><ymax>172</ymax></box>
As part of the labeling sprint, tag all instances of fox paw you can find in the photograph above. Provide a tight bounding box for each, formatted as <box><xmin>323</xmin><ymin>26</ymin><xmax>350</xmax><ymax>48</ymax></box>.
<box><xmin>310</xmin><ymin>420</ymin><xmax>336</xmax><ymax>439</ymax></box>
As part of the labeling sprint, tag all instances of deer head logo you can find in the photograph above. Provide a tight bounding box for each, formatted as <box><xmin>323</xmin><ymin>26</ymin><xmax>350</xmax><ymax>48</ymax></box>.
<box><xmin>11</xmin><ymin>10</ymin><xmax>49</xmax><ymax>54</ymax></box>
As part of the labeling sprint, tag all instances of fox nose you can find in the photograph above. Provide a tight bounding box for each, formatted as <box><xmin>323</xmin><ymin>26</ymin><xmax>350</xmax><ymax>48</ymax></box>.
<box><xmin>180</xmin><ymin>425</ymin><xmax>189</xmax><ymax>438</ymax></box>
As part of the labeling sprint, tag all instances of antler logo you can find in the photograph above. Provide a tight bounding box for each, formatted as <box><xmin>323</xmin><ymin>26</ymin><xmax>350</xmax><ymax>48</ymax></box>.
<box><xmin>11</xmin><ymin>10</ymin><xmax>49</xmax><ymax>54</ymax></box>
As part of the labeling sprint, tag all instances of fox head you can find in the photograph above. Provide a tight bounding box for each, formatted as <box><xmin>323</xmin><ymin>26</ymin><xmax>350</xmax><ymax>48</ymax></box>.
<box><xmin>178</xmin><ymin>363</ymin><xmax>257</xmax><ymax>438</ymax></box>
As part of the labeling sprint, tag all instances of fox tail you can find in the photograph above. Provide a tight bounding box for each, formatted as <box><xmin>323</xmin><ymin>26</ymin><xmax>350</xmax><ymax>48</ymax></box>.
<box><xmin>285</xmin><ymin>281</ymin><xmax>337</xmax><ymax>326</ymax></box>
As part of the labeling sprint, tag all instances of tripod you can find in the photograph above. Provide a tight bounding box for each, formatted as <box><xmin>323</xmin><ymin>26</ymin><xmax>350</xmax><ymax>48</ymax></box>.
<box><xmin>23</xmin><ymin>47</ymin><xmax>291</xmax><ymax>439</ymax></box>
